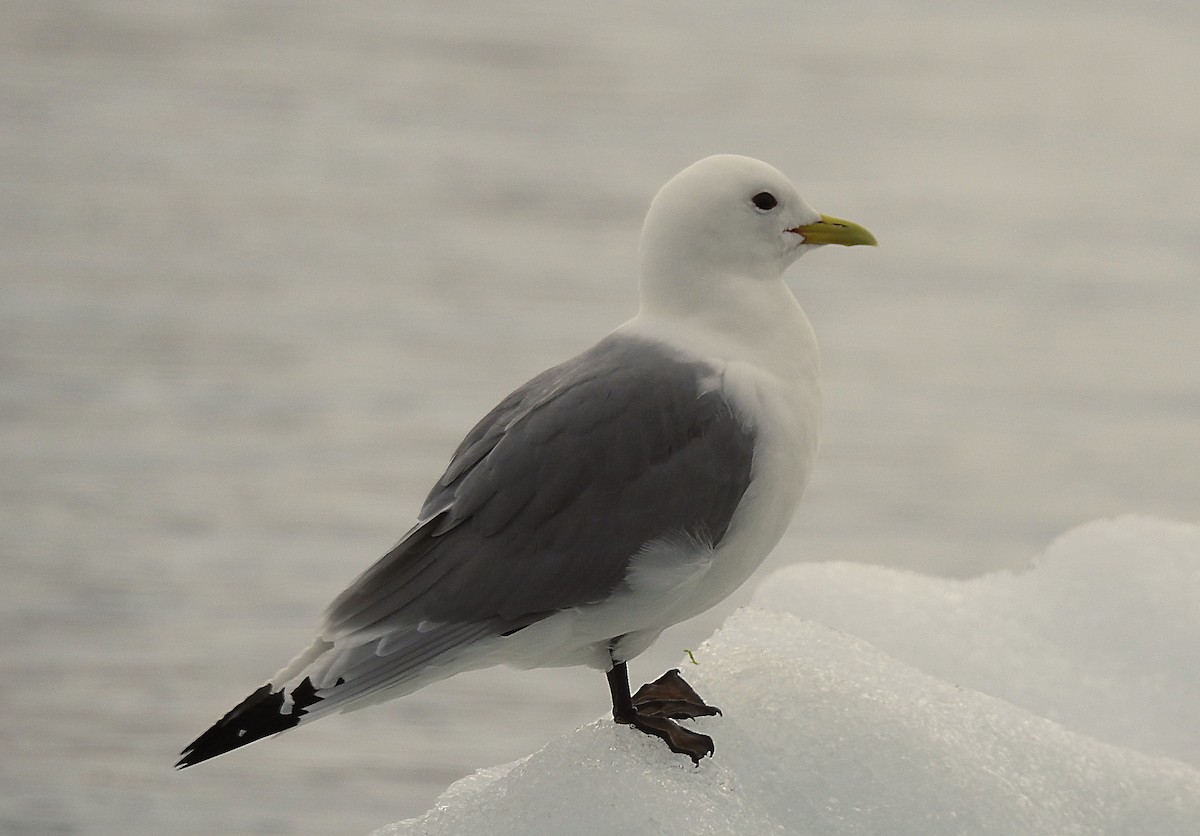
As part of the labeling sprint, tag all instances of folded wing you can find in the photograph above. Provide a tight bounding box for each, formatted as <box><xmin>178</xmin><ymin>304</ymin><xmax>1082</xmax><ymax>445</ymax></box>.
<box><xmin>178</xmin><ymin>334</ymin><xmax>755</xmax><ymax>767</ymax></box>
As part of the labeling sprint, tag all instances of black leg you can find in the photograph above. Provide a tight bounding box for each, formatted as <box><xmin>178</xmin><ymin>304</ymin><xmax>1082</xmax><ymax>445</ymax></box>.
<box><xmin>607</xmin><ymin>660</ymin><xmax>635</xmax><ymax>721</ymax></box>
<box><xmin>606</xmin><ymin>658</ymin><xmax>716</xmax><ymax>765</ymax></box>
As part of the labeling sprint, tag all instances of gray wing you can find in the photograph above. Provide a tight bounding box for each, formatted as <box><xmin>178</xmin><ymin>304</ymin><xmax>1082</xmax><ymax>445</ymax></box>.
<box><xmin>176</xmin><ymin>334</ymin><xmax>759</xmax><ymax>766</ymax></box>
<box><xmin>322</xmin><ymin>333</ymin><xmax>756</xmax><ymax>643</ymax></box>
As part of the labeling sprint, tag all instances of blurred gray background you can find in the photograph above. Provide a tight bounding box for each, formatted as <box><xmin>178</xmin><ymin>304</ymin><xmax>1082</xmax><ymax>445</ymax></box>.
<box><xmin>3</xmin><ymin>1</ymin><xmax>1197</xmax><ymax>833</ymax></box>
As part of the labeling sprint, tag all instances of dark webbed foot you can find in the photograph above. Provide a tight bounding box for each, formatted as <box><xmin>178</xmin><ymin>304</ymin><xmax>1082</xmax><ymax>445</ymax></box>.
<box><xmin>631</xmin><ymin>668</ymin><xmax>722</xmax><ymax>720</ymax></box>
<box><xmin>614</xmin><ymin>707</ymin><xmax>715</xmax><ymax>764</ymax></box>
<box><xmin>607</xmin><ymin>662</ymin><xmax>719</xmax><ymax>765</ymax></box>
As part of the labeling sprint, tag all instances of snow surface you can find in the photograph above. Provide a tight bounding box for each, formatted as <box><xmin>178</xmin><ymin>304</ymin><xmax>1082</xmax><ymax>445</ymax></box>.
<box><xmin>376</xmin><ymin>517</ymin><xmax>1200</xmax><ymax>835</ymax></box>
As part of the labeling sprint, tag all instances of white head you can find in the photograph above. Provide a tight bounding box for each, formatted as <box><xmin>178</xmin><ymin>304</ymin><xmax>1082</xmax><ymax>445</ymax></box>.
<box><xmin>637</xmin><ymin>154</ymin><xmax>874</xmax><ymax>318</ymax></box>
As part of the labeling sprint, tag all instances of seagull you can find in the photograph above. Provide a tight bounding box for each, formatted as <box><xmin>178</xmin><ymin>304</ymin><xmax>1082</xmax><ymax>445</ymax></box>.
<box><xmin>177</xmin><ymin>154</ymin><xmax>875</xmax><ymax>768</ymax></box>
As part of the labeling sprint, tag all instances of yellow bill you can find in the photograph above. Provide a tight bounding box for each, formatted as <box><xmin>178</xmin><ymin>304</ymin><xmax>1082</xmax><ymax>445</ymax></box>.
<box><xmin>791</xmin><ymin>214</ymin><xmax>877</xmax><ymax>247</ymax></box>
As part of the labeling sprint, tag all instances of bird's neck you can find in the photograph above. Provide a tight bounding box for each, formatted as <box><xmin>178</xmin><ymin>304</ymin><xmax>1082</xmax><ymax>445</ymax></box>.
<box><xmin>630</xmin><ymin>270</ymin><xmax>819</xmax><ymax>381</ymax></box>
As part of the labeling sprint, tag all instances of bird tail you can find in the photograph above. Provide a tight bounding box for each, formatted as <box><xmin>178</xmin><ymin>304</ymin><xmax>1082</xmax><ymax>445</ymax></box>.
<box><xmin>175</xmin><ymin>621</ymin><xmax>506</xmax><ymax>769</ymax></box>
<box><xmin>176</xmin><ymin>675</ymin><xmax>338</xmax><ymax>768</ymax></box>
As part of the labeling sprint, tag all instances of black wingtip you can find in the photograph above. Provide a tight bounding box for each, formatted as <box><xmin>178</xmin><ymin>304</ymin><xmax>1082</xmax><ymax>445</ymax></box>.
<box><xmin>176</xmin><ymin>677</ymin><xmax>333</xmax><ymax>769</ymax></box>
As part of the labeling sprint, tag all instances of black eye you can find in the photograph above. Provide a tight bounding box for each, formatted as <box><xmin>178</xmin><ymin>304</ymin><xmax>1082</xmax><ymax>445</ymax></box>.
<box><xmin>751</xmin><ymin>191</ymin><xmax>777</xmax><ymax>211</ymax></box>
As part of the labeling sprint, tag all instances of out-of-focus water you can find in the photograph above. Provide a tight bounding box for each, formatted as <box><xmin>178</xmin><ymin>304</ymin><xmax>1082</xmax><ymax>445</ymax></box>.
<box><xmin>3</xmin><ymin>1</ymin><xmax>1197</xmax><ymax>833</ymax></box>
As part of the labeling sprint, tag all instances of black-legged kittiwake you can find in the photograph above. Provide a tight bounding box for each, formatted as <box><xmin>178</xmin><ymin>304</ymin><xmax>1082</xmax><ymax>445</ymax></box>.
<box><xmin>177</xmin><ymin>154</ymin><xmax>876</xmax><ymax>767</ymax></box>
